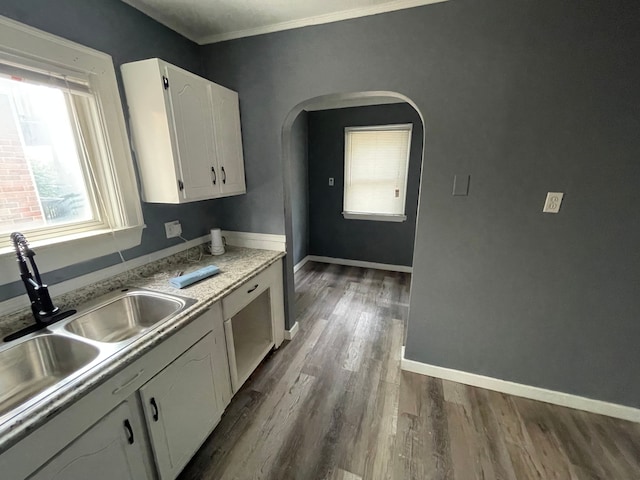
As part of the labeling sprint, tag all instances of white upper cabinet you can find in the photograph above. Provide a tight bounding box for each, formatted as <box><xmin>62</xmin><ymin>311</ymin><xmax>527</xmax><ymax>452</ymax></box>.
<box><xmin>121</xmin><ymin>58</ymin><xmax>246</xmax><ymax>203</ymax></box>
<box><xmin>165</xmin><ymin>64</ymin><xmax>218</xmax><ymax>201</ymax></box>
<box><xmin>211</xmin><ymin>85</ymin><xmax>246</xmax><ymax>196</ymax></box>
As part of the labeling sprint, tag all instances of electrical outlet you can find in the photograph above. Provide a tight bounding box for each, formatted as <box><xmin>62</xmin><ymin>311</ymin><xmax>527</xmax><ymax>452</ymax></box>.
<box><xmin>328</xmin><ymin>177</ymin><xmax>334</xmax><ymax>186</ymax></box>
<box><xmin>543</xmin><ymin>192</ymin><xmax>564</xmax><ymax>213</ymax></box>
<box><xmin>164</xmin><ymin>220</ymin><xmax>182</xmax><ymax>238</ymax></box>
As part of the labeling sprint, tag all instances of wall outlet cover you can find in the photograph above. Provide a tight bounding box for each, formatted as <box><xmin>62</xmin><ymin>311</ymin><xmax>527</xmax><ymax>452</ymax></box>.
<box><xmin>543</xmin><ymin>192</ymin><xmax>564</xmax><ymax>213</ymax></box>
<box><xmin>164</xmin><ymin>220</ymin><xmax>182</xmax><ymax>238</ymax></box>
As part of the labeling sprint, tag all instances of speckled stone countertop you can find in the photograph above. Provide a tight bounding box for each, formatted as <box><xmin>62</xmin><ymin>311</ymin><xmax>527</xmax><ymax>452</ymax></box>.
<box><xmin>0</xmin><ymin>245</ymin><xmax>284</xmax><ymax>454</ymax></box>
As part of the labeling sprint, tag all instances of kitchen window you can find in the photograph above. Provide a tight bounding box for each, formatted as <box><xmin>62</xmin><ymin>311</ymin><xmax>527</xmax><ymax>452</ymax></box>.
<box><xmin>0</xmin><ymin>17</ymin><xmax>143</xmax><ymax>279</ymax></box>
<box><xmin>0</xmin><ymin>71</ymin><xmax>101</xmax><ymax>238</ymax></box>
<box><xmin>342</xmin><ymin>124</ymin><xmax>412</xmax><ymax>222</ymax></box>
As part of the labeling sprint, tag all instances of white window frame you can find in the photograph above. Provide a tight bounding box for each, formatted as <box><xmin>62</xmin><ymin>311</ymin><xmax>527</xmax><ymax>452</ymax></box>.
<box><xmin>0</xmin><ymin>16</ymin><xmax>144</xmax><ymax>280</ymax></box>
<box><xmin>342</xmin><ymin>123</ymin><xmax>412</xmax><ymax>223</ymax></box>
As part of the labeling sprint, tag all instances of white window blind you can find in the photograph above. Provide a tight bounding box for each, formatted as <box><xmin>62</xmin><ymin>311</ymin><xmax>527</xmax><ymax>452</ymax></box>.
<box><xmin>343</xmin><ymin>124</ymin><xmax>412</xmax><ymax>221</ymax></box>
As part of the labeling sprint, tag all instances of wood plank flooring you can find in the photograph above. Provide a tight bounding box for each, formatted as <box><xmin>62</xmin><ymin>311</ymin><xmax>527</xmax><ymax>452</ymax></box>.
<box><xmin>179</xmin><ymin>262</ymin><xmax>640</xmax><ymax>480</ymax></box>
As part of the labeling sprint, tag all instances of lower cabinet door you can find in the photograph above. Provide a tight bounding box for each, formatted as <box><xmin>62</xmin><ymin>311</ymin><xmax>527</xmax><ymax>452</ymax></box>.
<box><xmin>30</xmin><ymin>400</ymin><xmax>150</xmax><ymax>480</ymax></box>
<box><xmin>139</xmin><ymin>331</ymin><xmax>221</xmax><ymax>480</ymax></box>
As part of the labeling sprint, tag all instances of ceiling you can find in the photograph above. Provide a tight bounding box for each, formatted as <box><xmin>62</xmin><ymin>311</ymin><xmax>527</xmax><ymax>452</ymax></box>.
<box><xmin>122</xmin><ymin>0</ymin><xmax>447</xmax><ymax>45</ymax></box>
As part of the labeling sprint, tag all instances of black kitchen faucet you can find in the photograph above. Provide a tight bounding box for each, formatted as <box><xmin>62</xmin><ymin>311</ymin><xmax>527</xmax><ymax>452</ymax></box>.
<box><xmin>4</xmin><ymin>233</ymin><xmax>76</xmax><ymax>342</ymax></box>
<box><xmin>10</xmin><ymin>232</ymin><xmax>60</xmax><ymax>323</ymax></box>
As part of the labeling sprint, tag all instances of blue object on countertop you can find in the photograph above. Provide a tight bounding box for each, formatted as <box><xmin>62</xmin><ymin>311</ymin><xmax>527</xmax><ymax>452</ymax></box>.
<box><xmin>169</xmin><ymin>265</ymin><xmax>220</xmax><ymax>289</ymax></box>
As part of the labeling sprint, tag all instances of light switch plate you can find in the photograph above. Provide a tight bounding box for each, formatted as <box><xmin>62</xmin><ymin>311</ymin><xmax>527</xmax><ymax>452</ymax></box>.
<box><xmin>543</xmin><ymin>192</ymin><xmax>564</xmax><ymax>213</ymax></box>
<box><xmin>328</xmin><ymin>177</ymin><xmax>334</xmax><ymax>186</ymax></box>
<box><xmin>452</xmin><ymin>174</ymin><xmax>470</xmax><ymax>196</ymax></box>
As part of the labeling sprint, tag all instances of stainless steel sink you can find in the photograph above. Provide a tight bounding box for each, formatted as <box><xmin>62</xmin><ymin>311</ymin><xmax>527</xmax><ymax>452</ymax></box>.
<box><xmin>0</xmin><ymin>335</ymin><xmax>99</xmax><ymax>418</ymax></box>
<box><xmin>64</xmin><ymin>289</ymin><xmax>195</xmax><ymax>343</ymax></box>
<box><xmin>0</xmin><ymin>288</ymin><xmax>195</xmax><ymax>426</ymax></box>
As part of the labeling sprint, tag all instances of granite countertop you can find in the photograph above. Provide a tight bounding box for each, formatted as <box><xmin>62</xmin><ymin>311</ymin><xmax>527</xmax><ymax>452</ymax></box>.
<box><xmin>0</xmin><ymin>245</ymin><xmax>285</xmax><ymax>454</ymax></box>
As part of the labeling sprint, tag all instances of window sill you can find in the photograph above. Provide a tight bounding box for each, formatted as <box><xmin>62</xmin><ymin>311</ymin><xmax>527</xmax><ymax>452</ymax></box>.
<box><xmin>0</xmin><ymin>225</ymin><xmax>145</xmax><ymax>287</ymax></box>
<box><xmin>342</xmin><ymin>212</ymin><xmax>407</xmax><ymax>222</ymax></box>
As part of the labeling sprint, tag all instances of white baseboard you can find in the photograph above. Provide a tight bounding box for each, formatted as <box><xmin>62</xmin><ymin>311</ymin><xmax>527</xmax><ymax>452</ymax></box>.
<box><xmin>400</xmin><ymin>348</ymin><xmax>640</xmax><ymax>423</ymax></box>
<box><xmin>222</xmin><ymin>230</ymin><xmax>286</xmax><ymax>252</ymax></box>
<box><xmin>307</xmin><ymin>255</ymin><xmax>412</xmax><ymax>273</ymax></box>
<box><xmin>0</xmin><ymin>235</ymin><xmax>211</xmax><ymax>316</ymax></box>
<box><xmin>293</xmin><ymin>256</ymin><xmax>311</xmax><ymax>273</ymax></box>
<box><xmin>284</xmin><ymin>321</ymin><xmax>299</xmax><ymax>341</ymax></box>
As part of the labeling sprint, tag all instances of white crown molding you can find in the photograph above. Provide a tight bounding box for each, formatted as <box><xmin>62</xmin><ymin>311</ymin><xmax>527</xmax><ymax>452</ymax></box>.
<box><xmin>400</xmin><ymin>347</ymin><xmax>640</xmax><ymax>424</ymax></box>
<box><xmin>307</xmin><ymin>255</ymin><xmax>412</xmax><ymax>273</ymax></box>
<box><xmin>197</xmin><ymin>0</ymin><xmax>449</xmax><ymax>45</ymax></box>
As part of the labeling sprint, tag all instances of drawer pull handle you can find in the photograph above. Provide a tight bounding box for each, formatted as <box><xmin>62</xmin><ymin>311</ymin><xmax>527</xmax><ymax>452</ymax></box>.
<box><xmin>124</xmin><ymin>419</ymin><xmax>134</xmax><ymax>445</ymax></box>
<box><xmin>150</xmin><ymin>397</ymin><xmax>159</xmax><ymax>422</ymax></box>
<box><xmin>112</xmin><ymin>370</ymin><xmax>144</xmax><ymax>395</ymax></box>
<box><xmin>247</xmin><ymin>284</ymin><xmax>259</xmax><ymax>293</ymax></box>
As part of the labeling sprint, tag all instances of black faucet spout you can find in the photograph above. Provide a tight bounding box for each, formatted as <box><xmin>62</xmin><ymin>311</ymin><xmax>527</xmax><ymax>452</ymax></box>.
<box><xmin>10</xmin><ymin>232</ymin><xmax>59</xmax><ymax>324</ymax></box>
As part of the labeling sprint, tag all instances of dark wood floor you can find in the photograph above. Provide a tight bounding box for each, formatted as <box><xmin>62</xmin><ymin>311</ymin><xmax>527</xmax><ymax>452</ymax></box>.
<box><xmin>179</xmin><ymin>262</ymin><xmax>640</xmax><ymax>480</ymax></box>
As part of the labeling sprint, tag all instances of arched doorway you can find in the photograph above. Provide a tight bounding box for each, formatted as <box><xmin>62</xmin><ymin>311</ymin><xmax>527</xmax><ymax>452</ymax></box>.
<box><xmin>279</xmin><ymin>92</ymin><xmax>426</xmax><ymax>335</ymax></box>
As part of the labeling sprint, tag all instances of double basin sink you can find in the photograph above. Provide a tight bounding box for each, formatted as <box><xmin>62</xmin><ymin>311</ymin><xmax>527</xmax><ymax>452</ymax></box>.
<box><xmin>0</xmin><ymin>289</ymin><xmax>196</xmax><ymax>424</ymax></box>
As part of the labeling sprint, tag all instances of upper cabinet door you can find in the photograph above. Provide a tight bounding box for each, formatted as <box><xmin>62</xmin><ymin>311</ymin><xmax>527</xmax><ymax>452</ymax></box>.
<box><xmin>165</xmin><ymin>65</ymin><xmax>218</xmax><ymax>201</ymax></box>
<box><xmin>210</xmin><ymin>85</ymin><xmax>246</xmax><ymax>196</ymax></box>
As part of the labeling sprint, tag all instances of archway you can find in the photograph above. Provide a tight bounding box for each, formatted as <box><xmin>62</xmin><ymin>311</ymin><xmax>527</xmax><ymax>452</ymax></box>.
<box><xmin>280</xmin><ymin>91</ymin><xmax>426</xmax><ymax>335</ymax></box>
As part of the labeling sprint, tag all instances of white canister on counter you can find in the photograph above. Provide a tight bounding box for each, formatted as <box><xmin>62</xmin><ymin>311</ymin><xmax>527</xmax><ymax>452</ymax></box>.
<box><xmin>210</xmin><ymin>228</ymin><xmax>225</xmax><ymax>255</ymax></box>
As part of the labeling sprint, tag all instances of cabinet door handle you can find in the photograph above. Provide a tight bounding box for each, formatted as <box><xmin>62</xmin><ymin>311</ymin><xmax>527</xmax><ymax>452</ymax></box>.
<box><xmin>150</xmin><ymin>397</ymin><xmax>159</xmax><ymax>422</ymax></box>
<box><xmin>211</xmin><ymin>166</ymin><xmax>217</xmax><ymax>185</ymax></box>
<box><xmin>247</xmin><ymin>284</ymin><xmax>259</xmax><ymax>293</ymax></box>
<box><xmin>124</xmin><ymin>419</ymin><xmax>134</xmax><ymax>444</ymax></box>
<box><xmin>221</xmin><ymin>166</ymin><xmax>226</xmax><ymax>184</ymax></box>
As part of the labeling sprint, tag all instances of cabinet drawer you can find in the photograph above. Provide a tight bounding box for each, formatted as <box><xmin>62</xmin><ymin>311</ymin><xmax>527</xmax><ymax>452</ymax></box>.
<box><xmin>222</xmin><ymin>263</ymin><xmax>277</xmax><ymax>319</ymax></box>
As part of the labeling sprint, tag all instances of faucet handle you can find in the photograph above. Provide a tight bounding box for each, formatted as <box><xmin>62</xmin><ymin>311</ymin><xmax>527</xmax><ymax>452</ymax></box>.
<box><xmin>34</xmin><ymin>284</ymin><xmax>59</xmax><ymax>320</ymax></box>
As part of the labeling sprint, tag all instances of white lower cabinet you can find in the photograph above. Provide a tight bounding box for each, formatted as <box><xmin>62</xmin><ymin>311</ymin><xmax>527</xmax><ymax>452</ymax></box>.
<box><xmin>139</xmin><ymin>331</ymin><xmax>221</xmax><ymax>480</ymax></box>
<box><xmin>223</xmin><ymin>260</ymin><xmax>285</xmax><ymax>393</ymax></box>
<box><xmin>4</xmin><ymin>270</ymin><xmax>284</xmax><ymax>480</ymax></box>
<box><xmin>24</xmin><ymin>304</ymin><xmax>230</xmax><ymax>480</ymax></box>
<box><xmin>30</xmin><ymin>400</ymin><xmax>151</xmax><ymax>480</ymax></box>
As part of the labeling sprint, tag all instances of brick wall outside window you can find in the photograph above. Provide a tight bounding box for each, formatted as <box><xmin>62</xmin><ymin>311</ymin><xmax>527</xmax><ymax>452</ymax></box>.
<box><xmin>0</xmin><ymin>94</ymin><xmax>43</xmax><ymax>230</ymax></box>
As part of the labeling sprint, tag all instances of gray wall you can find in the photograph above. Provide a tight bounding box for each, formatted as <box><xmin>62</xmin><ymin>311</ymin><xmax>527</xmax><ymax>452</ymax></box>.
<box><xmin>308</xmin><ymin>103</ymin><xmax>422</xmax><ymax>266</ymax></box>
<box><xmin>1</xmin><ymin>0</ymin><xmax>638</xmax><ymax>408</ymax></box>
<box><xmin>202</xmin><ymin>0</ymin><xmax>640</xmax><ymax>408</ymax></box>
<box><xmin>0</xmin><ymin>0</ymin><xmax>223</xmax><ymax>301</ymax></box>
<box><xmin>290</xmin><ymin>111</ymin><xmax>309</xmax><ymax>265</ymax></box>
